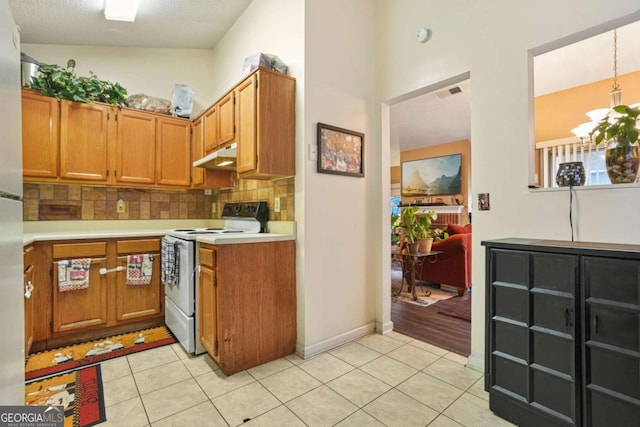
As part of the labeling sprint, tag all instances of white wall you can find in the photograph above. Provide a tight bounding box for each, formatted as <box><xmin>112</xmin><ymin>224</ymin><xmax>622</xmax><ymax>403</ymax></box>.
<box><xmin>302</xmin><ymin>0</ymin><xmax>378</xmax><ymax>354</ymax></box>
<box><xmin>20</xmin><ymin>44</ymin><xmax>216</xmax><ymax>115</ymax></box>
<box><xmin>374</xmin><ymin>0</ymin><xmax>640</xmax><ymax>369</ymax></box>
<box><xmin>204</xmin><ymin>0</ymin><xmax>310</xmax><ymax>348</ymax></box>
<box><xmin>208</xmin><ymin>0</ymin><xmax>378</xmax><ymax>355</ymax></box>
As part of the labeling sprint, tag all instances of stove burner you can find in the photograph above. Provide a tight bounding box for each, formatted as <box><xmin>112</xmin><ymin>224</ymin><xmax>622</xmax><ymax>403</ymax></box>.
<box><xmin>174</xmin><ymin>228</ymin><xmax>196</xmax><ymax>232</ymax></box>
<box><xmin>205</xmin><ymin>228</ymin><xmax>224</xmax><ymax>230</ymax></box>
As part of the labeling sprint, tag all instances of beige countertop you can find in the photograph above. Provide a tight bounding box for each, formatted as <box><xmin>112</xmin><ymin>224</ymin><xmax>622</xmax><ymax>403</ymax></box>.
<box><xmin>22</xmin><ymin>220</ymin><xmax>296</xmax><ymax>246</ymax></box>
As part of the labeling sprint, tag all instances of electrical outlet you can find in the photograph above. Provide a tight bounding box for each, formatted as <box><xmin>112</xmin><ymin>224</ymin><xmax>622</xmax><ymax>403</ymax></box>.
<box><xmin>274</xmin><ymin>197</ymin><xmax>281</xmax><ymax>212</ymax></box>
<box><xmin>204</xmin><ymin>189</ymin><xmax>212</xmax><ymax>195</ymax></box>
<box><xmin>211</xmin><ymin>203</ymin><xmax>216</xmax><ymax>214</ymax></box>
<box><xmin>116</xmin><ymin>199</ymin><xmax>126</xmax><ymax>214</ymax></box>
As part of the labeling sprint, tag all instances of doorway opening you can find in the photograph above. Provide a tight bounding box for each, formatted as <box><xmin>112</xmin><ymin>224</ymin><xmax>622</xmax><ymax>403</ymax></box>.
<box><xmin>386</xmin><ymin>73</ymin><xmax>472</xmax><ymax>356</ymax></box>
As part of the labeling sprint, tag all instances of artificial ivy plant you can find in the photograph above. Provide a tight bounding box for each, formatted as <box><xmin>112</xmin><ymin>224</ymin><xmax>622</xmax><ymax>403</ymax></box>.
<box><xmin>29</xmin><ymin>59</ymin><xmax>128</xmax><ymax>107</ymax></box>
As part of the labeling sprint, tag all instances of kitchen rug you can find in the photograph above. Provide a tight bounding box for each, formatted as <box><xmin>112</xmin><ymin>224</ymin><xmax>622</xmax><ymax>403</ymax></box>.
<box><xmin>25</xmin><ymin>364</ymin><xmax>106</xmax><ymax>427</ymax></box>
<box><xmin>26</xmin><ymin>325</ymin><xmax>176</xmax><ymax>381</ymax></box>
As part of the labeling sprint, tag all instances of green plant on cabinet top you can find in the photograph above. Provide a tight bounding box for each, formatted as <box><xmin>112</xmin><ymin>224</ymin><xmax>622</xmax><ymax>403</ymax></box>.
<box><xmin>29</xmin><ymin>59</ymin><xmax>128</xmax><ymax>107</ymax></box>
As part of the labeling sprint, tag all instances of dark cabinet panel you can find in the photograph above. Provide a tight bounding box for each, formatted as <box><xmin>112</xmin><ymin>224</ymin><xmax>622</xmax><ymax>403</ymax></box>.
<box><xmin>484</xmin><ymin>239</ymin><xmax>640</xmax><ymax>427</ymax></box>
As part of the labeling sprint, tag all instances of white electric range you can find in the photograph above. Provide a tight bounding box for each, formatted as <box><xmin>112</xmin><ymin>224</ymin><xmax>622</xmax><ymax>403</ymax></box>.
<box><xmin>162</xmin><ymin>201</ymin><xmax>268</xmax><ymax>354</ymax></box>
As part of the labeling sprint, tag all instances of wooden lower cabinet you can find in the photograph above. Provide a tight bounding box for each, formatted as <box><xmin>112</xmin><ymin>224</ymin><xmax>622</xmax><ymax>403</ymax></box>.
<box><xmin>23</xmin><ymin>245</ymin><xmax>36</xmax><ymax>356</ymax></box>
<box><xmin>198</xmin><ymin>246</ymin><xmax>217</xmax><ymax>358</ymax></box>
<box><xmin>115</xmin><ymin>239</ymin><xmax>163</xmax><ymax>321</ymax></box>
<box><xmin>52</xmin><ymin>242</ymin><xmax>109</xmax><ymax>333</ymax></box>
<box><xmin>31</xmin><ymin>237</ymin><xmax>165</xmax><ymax>352</ymax></box>
<box><xmin>198</xmin><ymin>240</ymin><xmax>296</xmax><ymax>375</ymax></box>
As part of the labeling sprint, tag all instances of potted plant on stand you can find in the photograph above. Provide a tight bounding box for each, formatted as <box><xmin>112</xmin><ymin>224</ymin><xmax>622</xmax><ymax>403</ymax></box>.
<box><xmin>398</xmin><ymin>206</ymin><xmax>440</xmax><ymax>253</ymax></box>
<box><xmin>591</xmin><ymin>104</ymin><xmax>640</xmax><ymax>184</ymax></box>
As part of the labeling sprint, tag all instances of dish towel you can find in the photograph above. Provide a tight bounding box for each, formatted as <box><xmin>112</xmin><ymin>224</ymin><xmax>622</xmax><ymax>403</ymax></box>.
<box><xmin>161</xmin><ymin>237</ymin><xmax>180</xmax><ymax>287</ymax></box>
<box><xmin>58</xmin><ymin>258</ymin><xmax>91</xmax><ymax>292</ymax></box>
<box><xmin>126</xmin><ymin>254</ymin><xmax>153</xmax><ymax>286</ymax></box>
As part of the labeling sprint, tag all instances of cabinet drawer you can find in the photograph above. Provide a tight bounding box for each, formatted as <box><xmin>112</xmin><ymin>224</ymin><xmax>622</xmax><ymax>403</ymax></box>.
<box><xmin>116</xmin><ymin>239</ymin><xmax>161</xmax><ymax>254</ymax></box>
<box><xmin>52</xmin><ymin>242</ymin><xmax>106</xmax><ymax>259</ymax></box>
<box><xmin>199</xmin><ymin>247</ymin><xmax>215</xmax><ymax>268</ymax></box>
<box><xmin>585</xmin><ymin>257</ymin><xmax>640</xmax><ymax>305</ymax></box>
<box><xmin>24</xmin><ymin>244</ymin><xmax>35</xmax><ymax>268</ymax></box>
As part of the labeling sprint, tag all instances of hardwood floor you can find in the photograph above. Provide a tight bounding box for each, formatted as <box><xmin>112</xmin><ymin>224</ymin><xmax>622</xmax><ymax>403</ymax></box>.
<box><xmin>391</xmin><ymin>269</ymin><xmax>471</xmax><ymax>356</ymax></box>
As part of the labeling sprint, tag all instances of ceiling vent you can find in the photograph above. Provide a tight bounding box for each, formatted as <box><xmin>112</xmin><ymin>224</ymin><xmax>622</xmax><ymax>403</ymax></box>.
<box><xmin>436</xmin><ymin>86</ymin><xmax>463</xmax><ymax>98</ymax></box>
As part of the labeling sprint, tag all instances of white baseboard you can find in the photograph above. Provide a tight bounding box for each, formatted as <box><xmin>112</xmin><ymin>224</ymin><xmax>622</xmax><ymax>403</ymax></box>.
<box><xmin>377</xmin><ymin>320</ymin><xmax>394</xmax><ymax>334</ymax></box>
<box><xmin>467</xmin><ymin>352</ymin><xmax>484</xmax><ymax>373</ymax></box>
<box><xmin>296</xmin><ymin>323</ymin><xmax>375</xmax><ymax>359</ymax></box>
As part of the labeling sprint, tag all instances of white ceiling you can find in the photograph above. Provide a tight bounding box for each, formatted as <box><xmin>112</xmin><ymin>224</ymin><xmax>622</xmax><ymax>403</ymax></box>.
<box><xmin>7</xmin><ymin>2</ymin><xmax>640</xmax><ymax>152</ymax></box>
<box><xmin>8</xmin><ymin>0</ymin><xmax>253</xmax><ymax>49</ymax></box>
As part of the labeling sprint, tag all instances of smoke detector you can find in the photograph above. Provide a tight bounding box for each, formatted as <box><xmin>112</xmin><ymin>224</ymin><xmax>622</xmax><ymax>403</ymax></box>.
<box><xmin>436</xmin><ymin>86</ymin><xmax>463</xmax><ymax>98</ymax></box>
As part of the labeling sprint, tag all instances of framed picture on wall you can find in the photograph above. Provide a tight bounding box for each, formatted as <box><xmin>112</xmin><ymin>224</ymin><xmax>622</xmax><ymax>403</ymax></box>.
<box><xmin>317</xmin><ymin>123</ymin><xmax>364</xmax><ymax>177</ymax></box>
<box><xmin>401</xmin><ymin>153</ymin><xmax>462</xmax><ymax>196</ymax></box>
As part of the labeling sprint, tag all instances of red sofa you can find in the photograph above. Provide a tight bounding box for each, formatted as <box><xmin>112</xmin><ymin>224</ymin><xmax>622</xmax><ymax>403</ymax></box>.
<box><xmin>418</xmin><ymin>223</ymin><xmax>471</xmax><ymax>296</ymax></box>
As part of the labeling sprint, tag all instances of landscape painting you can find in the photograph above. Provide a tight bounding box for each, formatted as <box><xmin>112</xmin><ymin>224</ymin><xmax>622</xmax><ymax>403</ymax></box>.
<box><xmin>401</xmin><ymin>154</ymin><xmax>462</xmax><ymax>197</ymax></box>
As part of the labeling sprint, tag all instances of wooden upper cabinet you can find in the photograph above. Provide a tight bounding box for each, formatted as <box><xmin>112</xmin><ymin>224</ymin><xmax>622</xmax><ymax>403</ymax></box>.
<box><xmin>22</xmin><ymin>90</ymin><xmax>59</xmax><ymax>179</ymax></box>
<box><xmin>192</xmin><ymin>117</ymin><xmax>205</xmax><ymax>187</ymax></box>
<box><xmin>236</xmin><ymin>69</ymin><xmax>296</xmax><ymax>178</ymax></box>
<box><xmin>203</xmin><ymin>104</ymin><xmax>218</xmax><ymax>154</ymax></box>
<box><xmin>59</xmin><ymin>100</ymin><xmax>111</xmax><ymax>182</ymax></box>
<box><xmin>217</xmin><ymin>92</ymin><xmax>235</xmax><ymax>147</ymax></box>
<box><xmin>113</xmin><ymin>109</ymin><xmax>156</xmax><ymax>185</ymax></box>
<box><xmin>156</xmin><ymin>116</ymin><xmax>191</xmax><ymax>187</ymax></box>
<box><xmin>236</xmin><ymin>75</ymin><xmax>258</xmax><ymax>174</ymax></box>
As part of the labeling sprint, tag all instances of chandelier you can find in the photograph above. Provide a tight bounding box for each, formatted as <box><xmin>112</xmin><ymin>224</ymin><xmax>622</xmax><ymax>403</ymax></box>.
<box><xmin>571</xmin><ymin>29</ymin><xmax>638</xmax><ymax>140</ymax></box>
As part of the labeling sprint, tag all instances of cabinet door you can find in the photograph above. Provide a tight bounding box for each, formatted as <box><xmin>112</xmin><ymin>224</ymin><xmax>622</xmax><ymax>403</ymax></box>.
<box><xmin>198</xmin><ymin>247</ymin><xmax>218</xmax><ymax>359</ymax></box>
<box><xmin>155</xmin><ymin>116</ymin><xmax>191</xmax><ymax>187</ymax></box>
<box><xmin>583</xmin><ymin>256</ymin><xmax>640</xmax><ymax>426</ymax></box>
<box><xmin>59</xmin><ymin>100</ymin><xmax>110</xmax><ymax>182</ymax></box>
<box><xmin>115</xmin><ymin>239</ymin><xmax>162</xmax><ymax>322</ymax></box>
<box><xmin>217</xmin><ymin>92</ymin><xmax>235</xmax><ymax>146</ymax></box>
<box><xmin>236</xmin><ymin>75</ymin><xmax>257</xmax><ymax>174</ymax></box>
<box><xmin>199</xmin><ymin>264</ymin><xmax>218</xmax><ymax>359</ymax></box>
<box><xmin>23</xmin><ymin>245</ymin><xmax>35</xmax><ymax>356</ymax></box>
<box><xmin>192</xmin><ymin>118</ymin><xmax>204</xmax><ymax>186</ymax></box>
<box><xmin>114</xmin><ymin>109</ymin><xmax>156</xmax><ymax>185</ymax></box>
<box><xmin>52</xmin><ymin>241</ymin><xmax>108</xmax><ymax>333</ymax></box>
<box><xmin>487</xmin><ymin>248</ymin><xmax>579</xmax><ymax>426</ymax></box>
<box><xmin>203</xmin><ymin>105</ymin><xmax>218</xmax><ymax>154</ymax></box>
<box><xmin>21</xmin><ymin>91</ymin><xmax>59</xmax><ymax>179</ymax></box>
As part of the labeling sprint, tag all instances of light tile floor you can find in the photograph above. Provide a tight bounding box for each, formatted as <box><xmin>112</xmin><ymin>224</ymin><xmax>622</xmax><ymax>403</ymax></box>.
<box><xmin>95</xmin><ymin>332</ymin><xmax>515</xmax><ymax>426</ymax></box>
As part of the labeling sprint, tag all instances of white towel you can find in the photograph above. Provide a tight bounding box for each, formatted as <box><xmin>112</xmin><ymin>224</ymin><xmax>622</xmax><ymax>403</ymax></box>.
<box><xmin>58</xmin><ymin>258</ymin><xmax>90</xmax><ymax>292</ymax></box>
<box><xmin>126</xmin><ymin>254</ymin><xmax>153</xmax><ymax>286</ymax></box>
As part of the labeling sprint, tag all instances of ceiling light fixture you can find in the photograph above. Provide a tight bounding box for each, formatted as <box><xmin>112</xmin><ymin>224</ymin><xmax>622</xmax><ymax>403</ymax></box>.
<box><xmin>104</xmin><ymin>0</ymin><xmax>140</xmax><ymax>22</ymax></box>
<box><xmin>571</xmin><ymin>29</ymin><xmax>639</xmax><ymax>141</ymax></box>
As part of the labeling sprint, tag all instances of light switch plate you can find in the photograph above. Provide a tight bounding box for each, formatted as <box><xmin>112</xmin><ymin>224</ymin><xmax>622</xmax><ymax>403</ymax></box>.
<box><xmin>478</xmin><ymin>193</ymin><xmax>490</xmax><ymax>211</ymax></box>
<box><xmin>308</xmin><ymin>144</ymin><xmax>317</xmax><ymax>161</ymax></box>
<box><xmin>274</xmin><ymin>197</ymin><xmax>281</xmax><ymax>212</ymax></box>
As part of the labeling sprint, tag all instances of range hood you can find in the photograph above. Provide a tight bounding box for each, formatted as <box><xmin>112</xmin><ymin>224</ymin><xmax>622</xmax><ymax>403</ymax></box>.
<box><xmin>193</xmin><ymin>143</ymin><xmax>237</xmax><ymax>170</ymax></box>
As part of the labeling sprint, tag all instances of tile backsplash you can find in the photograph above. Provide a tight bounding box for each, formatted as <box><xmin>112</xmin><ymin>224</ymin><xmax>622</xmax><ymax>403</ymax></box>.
<box><xmin>23</xmin><ymin>177</ymin><xmax>295</xmax><ymax>222</ymax></box>
<box><xmin>213</xmin><ymin>177</ymin><xmax>294</xmax><ymax>221</ymax></box>
<box><xmin>23</xmin><ymin>183</ymin><xmax>214</xmax><ymax>221</ymax></box>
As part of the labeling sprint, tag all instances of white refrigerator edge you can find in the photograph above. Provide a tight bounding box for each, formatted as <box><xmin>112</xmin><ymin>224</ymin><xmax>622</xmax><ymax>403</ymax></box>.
<box><xmin>0</xmin><ymin>0</ymin><xmax>25</xmax><ymax>405</ymax></box>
